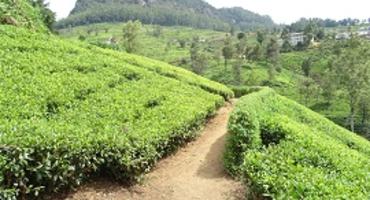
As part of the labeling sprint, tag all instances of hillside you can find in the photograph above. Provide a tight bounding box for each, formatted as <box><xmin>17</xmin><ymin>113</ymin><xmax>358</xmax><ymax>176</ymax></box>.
<box><xmin>55</xmin><ymin>0</ymin><xmax>275</xmax><ymax>31</ymax></box>
<box><xmin>0</xmin><ymin>1</ymin><xmax>235</xmax><ymax>198</ymax></box>
<box><xmin>0</xmin><ymin>24</ymin><xmax>233</xmax><ymax>199</ymax></box>
<box><xmin>225</xmin><ymin>88</ymin><xmax>370</xmax><ymax>198</ymax></box>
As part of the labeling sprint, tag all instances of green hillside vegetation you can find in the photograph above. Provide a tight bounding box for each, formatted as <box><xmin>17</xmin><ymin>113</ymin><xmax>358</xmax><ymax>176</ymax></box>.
<box><xmin>0</xmin><ymin>19</ymin><xmax>233</xmax><ymax>200</ymax></box>
<box><xmin>60</xmin><ymin>21</ymin><xmax>370</xmax><ymax>139</ymax></box>
<box><xmin>60</xmin><ymin>23</ymin><xmax>298</xmax><ymax>87</ymax></box>
<box><xmin>225</xmin><ymin>88</ymin><xmax>370</xmax><ymax>199</ymax></box>
<box><xmin>55</xmin><ymin>0</ymin><xmax>275</xmax><ymax>31</ymax></box>
<box><xmin>0</xmin><ymin>0</ymin><xmax>48</xmax><ymax>32</ymax></box>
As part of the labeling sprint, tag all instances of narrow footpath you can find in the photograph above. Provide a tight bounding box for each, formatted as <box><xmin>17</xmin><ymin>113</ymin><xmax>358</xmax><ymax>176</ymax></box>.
<box><xmin>64</xmin><ymin>100</ymin><xmax>245</xmax><ymax>200</ymax></box>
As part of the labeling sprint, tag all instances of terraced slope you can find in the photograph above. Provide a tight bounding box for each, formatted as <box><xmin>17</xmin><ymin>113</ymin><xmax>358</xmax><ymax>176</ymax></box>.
<box><xmin>0</xmin><ymin>24</ymin><xmax>232</xmax><ymax>199</ymax></box>
<box><xmin>225</xmin><ymin>88</ymin><xmax>370</xmax><ymax>199</ymax></box>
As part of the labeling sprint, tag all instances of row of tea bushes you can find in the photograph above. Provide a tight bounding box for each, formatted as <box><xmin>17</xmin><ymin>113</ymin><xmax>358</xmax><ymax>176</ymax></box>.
<box><xmin>225</xmin><ymin>88</ymin><xmax>370</xmax><ymax>199</ymax></box>
<box><xmin>0</xmin><ymin>25</ymin><xmax>231</xmax><ymax>199</ymax></box>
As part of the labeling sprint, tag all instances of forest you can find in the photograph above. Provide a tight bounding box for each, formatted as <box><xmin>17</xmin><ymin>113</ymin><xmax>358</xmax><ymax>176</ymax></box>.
<box><xmin>55</xmin><ymin>0</ymin><xmax>275</xmax><ymax>31</ymax></box>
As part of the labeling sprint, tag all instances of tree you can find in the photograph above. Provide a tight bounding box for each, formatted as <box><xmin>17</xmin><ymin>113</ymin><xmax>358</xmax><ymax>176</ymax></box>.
<box><xmin>256</xmin><ymin>30</ymin><xmax>265</xmax><ymax>44</ymax></box>
<box><xmin>266</xmin><ymin>37</ymin><xmax>280</xmax><ymax>81</ymax></box>
<box><xmin>358</xmin><ymin>90</ymin><xmax>370</xmax><ymax>135</ymax></box>
<box><xmin>298</xmin><ymin>77</ymin><xmax>319</xmax><ymax>105</ymax></box>
<box><xmin>281</xmin><ymin>27</ymin><xmax>290</xmax><ymax>40</ymax></box>
<box><xmin>301</xmin><ymin>57</ymin><xmax>313</xmax><ymax>77</ymax></box>
<box><xmin>230</xmin><ymin>26</ymin><xmax>236</xmax><ymax>36</ymax></box>
<box><xmin>247</xmin><ymin>44</ymin><xmax>263</xmax><ymax>61</ymax></box>
<box><xmin>237</xmin><ymin>32</ymin><xmax>246</xmax><ymax>40</ymax></box>
<box><xmin>316</xmin><ymin>29</ymin><xmax>325</xmax><ymax>41</ymax></box>
<box><xmin>333</xmin><ymin>37</ymin><xmax>370</xmax><ymax>132</ymax></box>
<box><xmin>320</xmin><ymin>62</ymin><xmax>338</xmax><ymax>105</ymax></box>
<box><xmin>122</xmin><ymin>20</ymin><xmax>142</xmax><ymax>53</ymax></box>
<box><xmin>233</xmin><ymin>33</ymin><xmax>248</xmax><ymax>85</ymax></box>
<box><xmin>222</xmin><ymin>34</ymin><xmax>234</xmax><ymax>70</ymax></box>
<box><xmin>281</xmin><ymin>40</ymin><xmax>292</xmax><ymax>53</ymax></box>
<box><xmin>152</xmin><ymin>25</ymin><xmax>162</xmax><ymax>37</ymax></box>
<box><xmin>190</xmin><ymin>37</ymin><xmax>208</xmax><ymax>75</ymax></box>
<box><xmin>233</xmin><ymin>60</ymin><xmax>243</xmax><ymax>85</ymax></box>
<box><xmin>30</xmin><ymin>0</ymin><xmax>56</xmax><ymax>31</ymax></box>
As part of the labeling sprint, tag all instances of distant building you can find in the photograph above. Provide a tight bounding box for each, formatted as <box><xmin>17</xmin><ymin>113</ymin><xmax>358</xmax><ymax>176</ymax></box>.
<box><xmin>289</xmin><ymin>33</ymin><xmax>305</xmax><ymax>46</ymax></box>
<box><xmin>357</xmin><ymin>27</ymin><xmax>370</xmax><ymax>39</ymax></box>
<box><xmin>335</xmin><ymin>32</ymin><xmax>350</xmax><ymax>40</ymax></box>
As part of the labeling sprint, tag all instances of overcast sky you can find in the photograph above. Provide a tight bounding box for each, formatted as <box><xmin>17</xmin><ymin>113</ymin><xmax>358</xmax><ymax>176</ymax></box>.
<box><xmin>46</xmin><ymin>0</ymin><xmax>370</xmax><ymax>24</ymax></box>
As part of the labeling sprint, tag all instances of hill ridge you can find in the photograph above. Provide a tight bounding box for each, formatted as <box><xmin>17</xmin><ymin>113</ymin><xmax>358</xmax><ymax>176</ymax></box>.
<box><xmin>55</xmin><ymin>0</ymin><xmax>275</xmax><ymax>31</ymax></box>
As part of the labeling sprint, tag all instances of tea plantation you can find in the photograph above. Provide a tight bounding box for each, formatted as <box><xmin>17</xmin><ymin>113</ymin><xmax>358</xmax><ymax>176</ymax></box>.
<box><xmin>225</xmin><ymin>88</ymin><xmax>370</xmax><ymax>199</ymax></box>
<box><xmin>0</xmin><ymin>24</ymin><xmax>233</xmax><ymax>199</ymax></box>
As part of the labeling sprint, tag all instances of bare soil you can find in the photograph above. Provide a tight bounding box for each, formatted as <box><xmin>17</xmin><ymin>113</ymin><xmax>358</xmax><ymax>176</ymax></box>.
<box><xmin>62</xmin><ymin>100</ymin><xmax>245</xmax><ymax>200</ymax></box>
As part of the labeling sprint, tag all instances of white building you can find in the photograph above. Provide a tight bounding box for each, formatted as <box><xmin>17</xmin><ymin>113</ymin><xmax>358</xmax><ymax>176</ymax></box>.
<box><xmin>335</xmin><ymin>32</ymin><xmax>350</xmax><ymax>40</ymax></box>
<box><xmin>289</xmin><ymin>33</ymin><xmax>305</xmax><ymax>46</ymax></box>
<box><xmin>357</xmin><ymin>27</ymin><xmax>370</xmax><ymax>39</ymax></box>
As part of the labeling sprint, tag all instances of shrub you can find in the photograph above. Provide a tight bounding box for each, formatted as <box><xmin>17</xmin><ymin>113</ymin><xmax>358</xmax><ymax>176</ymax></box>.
<box><xmin>225</xmin><ymin>88</ymin><xmax>370</xmax><ymax>199</ymax></box>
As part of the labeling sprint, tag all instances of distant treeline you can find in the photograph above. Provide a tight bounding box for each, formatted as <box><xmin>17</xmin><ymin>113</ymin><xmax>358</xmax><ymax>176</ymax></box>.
<box><xmin>288</xmin><ymin>17</ymin><xmax>370</xmax><ymax>32</ymax></box>
<box><xmin>54</xmin><ymin>0</ymin><xmax>275</xmax><ymax>31</ymax></box>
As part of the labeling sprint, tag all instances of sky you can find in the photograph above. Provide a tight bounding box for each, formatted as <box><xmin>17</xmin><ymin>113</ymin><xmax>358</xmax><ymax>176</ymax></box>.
<box><xmin>46</xmin><ymin>0</ymin><xmax>370</xmax><ymax>24</ymax></box>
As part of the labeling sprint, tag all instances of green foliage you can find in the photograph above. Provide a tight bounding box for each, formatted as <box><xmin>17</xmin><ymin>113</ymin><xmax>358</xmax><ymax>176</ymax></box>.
<box><xmin>225</xmin><ymin>88</ymin><xmax>370</xmax><ymax>199</ymax></box>
<box><xmin>29</xmin><ymin>0</ymin><xmax>56</xmax><ymax>30</ymax></box>
<box><xmin>229</xmin><ymin>86</ymin><xmax>265</xmax><ymax>98</ymax></box>
<box><xmin>122</xmin><ymin>20</ymin><xmax>141</xmax><ymax>53</ymax></box>
<box><xmin>330</xmin><ymin>36</ymin><xmax>370</xmax><ymax>132</ymax></box>
<box><xmin>256</xmin><ymin>30</ymin><xmax>265</xmax><ymax>44</ymax></box>
<box><xmin>190</xmin><ymin>37</ymin><xmax>208</xmax><ymax>75</ymax></box>
<box><xmin>0</xmin><ymin>0</ymin><xmax>48</xmax><ymax>32</ymax></box>
<box><xmin>280</xmin><ymin>40</ymin><xmax>292</xmax><ymax>53</ymax></box>
<box><xmin>222</xmin><ymin>34</ymin><xmax>234</xmax><ymax>70</ymax></box>
<box><xmin>266</xmin><ymin>37</ymin><xmax>280</xmax><ymax>81</ymax></box>
<box><xmin>0</xmin><ymin>25</ymin><xmax>233</xmax><ymax>199</ymax></box>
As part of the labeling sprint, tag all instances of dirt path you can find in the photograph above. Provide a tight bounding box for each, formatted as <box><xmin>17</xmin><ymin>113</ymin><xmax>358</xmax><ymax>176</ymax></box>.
<box><xmin>64</xmin><ymin>101</ymin><xmax>244</xmax><ymax>200</ymax></box>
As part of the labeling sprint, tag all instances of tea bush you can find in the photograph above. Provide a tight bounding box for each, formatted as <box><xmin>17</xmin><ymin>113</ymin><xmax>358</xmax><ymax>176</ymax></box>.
<box><xmin>0</xmin><ymin>25</ymin><xmax>232</xmax><ymax>199</ymax></box>
<box><xmin>225</xmin><ymin>88</ymin><xmax>370</xmax><ymax>199</ymax></box>
<box><xmin>229</xmin><ymin>86</ymin><xmax>265</xmax><ymax>98</ymax></box>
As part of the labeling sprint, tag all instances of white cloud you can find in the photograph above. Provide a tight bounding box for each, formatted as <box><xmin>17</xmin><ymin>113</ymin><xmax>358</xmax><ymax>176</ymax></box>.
<box><xmin>46</xmin><ymin>0</ymin><xmax>370</xmax><ymax>24</ymax></box>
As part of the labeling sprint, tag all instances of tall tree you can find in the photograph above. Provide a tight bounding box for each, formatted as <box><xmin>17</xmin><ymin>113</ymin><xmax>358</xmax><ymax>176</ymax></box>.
<box><xmin>301</xmin><ymin>57</ymin><xmax>313</xmax><ymax>77</ymax></box>
<box><xmin>122</xmin><ymin>20</ymin><xmax>142</xmax><ymax>53</ymax></box>
<box><xmin>266</xmin><ymin>37</ymin><xmax>280</xmax><ymax>81</ymax></box>
<box><xmin>222</xmin><ymin>34</ymin><xmax>234</xmax><ymax>71</ymax></box>
<box><xmin>233</xmin><ymin>33</ymin><xmax>247</xmax><ymax>85</ymax></box>
<box><xmin>333</xmin><ymin>37</ymin><xmax>370</xmax><ymax>132</ymax></box>
<box><xmin>190</xmin><ymin>37</ymin><xmax>208</xmax><ymax>75</ymax></box>
<box><xmin>298</xmin><ymin>77</ymin><xmax>319</xmax><ymax>105</ymax></box>
<box><xmin>256</xmin><ymin>30</ymin><xmax>265</xmax><ymax>45</ymax></box>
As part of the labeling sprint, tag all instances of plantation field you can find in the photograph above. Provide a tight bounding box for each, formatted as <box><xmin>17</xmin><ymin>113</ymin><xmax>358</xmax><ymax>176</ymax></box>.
<box><xmin>0</xmin><ymin>25</ymin><xmax>233</xmax><ymax>199</ymax></box>
<box><xmin>59</xmin><ymin>23</ymin><xmax>300</xmax><ymax>87</ymax></box>
<box><xmin>225</xmin><ymin>88</ymin><xmax>370</xmax><ymax>199</ymax></box>
<box><xmin>59</xmin><ymin>23</ymin><xmax>228</xmax><ymax>64</ymax></box>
